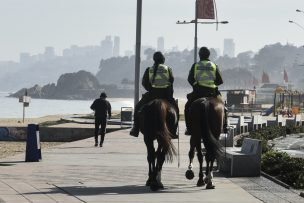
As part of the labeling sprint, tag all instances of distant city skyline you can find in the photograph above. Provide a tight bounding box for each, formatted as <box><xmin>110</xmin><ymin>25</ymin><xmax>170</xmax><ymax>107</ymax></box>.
<box><xmin>1</xmin><ymin>0</ymin><xmax>303</xmax><ymax>61</ymax></box>
<box><xmin>223</xmin><ymin>39</ymin><xmax>235</xmax><ymax>58</ymax></box>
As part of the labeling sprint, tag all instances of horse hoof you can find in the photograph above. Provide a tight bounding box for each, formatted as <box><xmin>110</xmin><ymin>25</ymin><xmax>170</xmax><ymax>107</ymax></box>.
<box><xmin>206</xmin><ymin>182</ymin><xmax>215</xmax><ymax>189</ymax></box>
<box><xmin>146</xmin><ymin>178</ymin><xmax>152</xmax><ymax>186</ymax></box>
<box><xmin>197</xmin><ymin>179</ymin><xmax>205</xmax><ymax>187</ymax></box>
<box><xmin>150</xmin><ymin>183</ymin><xmax>159</xmax><ymax>191</ymax></box>
<box><xmin>185</xmin><ymin>170</ymin><xmax>194</xmax><ymax>180</ymax></box>
<box><xmin>158</xmin><ymin>182</ymin><xmax>164</xmax><ymax>189</ymax></box>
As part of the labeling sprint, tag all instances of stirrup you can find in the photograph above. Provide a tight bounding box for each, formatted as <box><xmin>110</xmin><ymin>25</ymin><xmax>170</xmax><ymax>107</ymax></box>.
<box><xmin>185</xmin><ymin>129</ymin><xmax>191</xmax><ymax>135</ymax></box>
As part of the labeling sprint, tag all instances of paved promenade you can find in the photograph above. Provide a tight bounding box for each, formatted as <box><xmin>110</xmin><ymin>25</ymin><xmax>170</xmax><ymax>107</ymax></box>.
<box><xmin>0</xmin><ymin>123</ymin><xmax>303</xmax><ymax>203</ymax></box>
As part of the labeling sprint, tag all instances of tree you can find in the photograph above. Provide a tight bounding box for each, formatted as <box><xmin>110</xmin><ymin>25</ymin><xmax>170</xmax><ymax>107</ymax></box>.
<box><xmin>237</xmin><ymin>51</ymin><xmax>254</xmax><ymax>67</ymax></box>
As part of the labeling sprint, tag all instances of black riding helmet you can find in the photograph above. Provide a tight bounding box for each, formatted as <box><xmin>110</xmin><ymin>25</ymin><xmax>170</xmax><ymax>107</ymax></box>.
<box><xmin>198</xmin><ymin>47</ymin><xmax>210</xmax><ymax>60</ymax></box>
<box><xmin>153</xmin><ymin>51</ymin><xmax>165</xmax><ymax>64</ymax></box>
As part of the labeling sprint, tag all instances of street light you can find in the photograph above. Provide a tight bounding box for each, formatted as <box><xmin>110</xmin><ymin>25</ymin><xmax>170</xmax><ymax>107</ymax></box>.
<box><xmin>176</xmin><ymin>20</ymin><xmax>228</xmax><ymax>62</ymax></box>
<box><xmin>296</xmin><ymin>9</ymin><xmax>304</xmax><ymax>14</ymax></box>
<box><xmin>134</xmin><ymin>0</ymin><xmax>142</xmax><ymax>107</ymax></box>
<box><xmin>289</xmin><ymin>20</ymin><xmax>304</xmax><ymax>31</ymax></box>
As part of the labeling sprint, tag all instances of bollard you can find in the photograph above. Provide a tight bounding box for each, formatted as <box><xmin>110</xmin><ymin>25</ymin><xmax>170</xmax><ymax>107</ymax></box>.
<box><xmin>25</xmin><ymin>124</ymin><xmax>42</xmax><ymax>162</ymax></box>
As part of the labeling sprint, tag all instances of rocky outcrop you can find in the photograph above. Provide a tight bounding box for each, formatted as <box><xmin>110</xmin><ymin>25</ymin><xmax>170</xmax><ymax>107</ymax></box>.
<box><xmin>9</xmin><ymin>70</ymin><xmax>134</xmax><ymax>100</ymax></box>
<box><xmin>10</xmin><ymin>71</ymin><xmax>101</xmax><ymax>100</ymax></box>
<box><xmin>10</xmin><ymin>84</ymin><xmax>44</xmax><ymax>98</ymax></box>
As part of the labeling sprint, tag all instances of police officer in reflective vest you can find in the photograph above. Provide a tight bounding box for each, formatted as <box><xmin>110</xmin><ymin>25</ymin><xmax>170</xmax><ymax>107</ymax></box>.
<box><xmin>130</xmin><ymin>51</ymin><xmax>178</xmax><ymax>137</ymax></box>
<box><xmin>184</xmin><ymin>47</ymin><xmax>223</xmax><ymax>135</ymax></box>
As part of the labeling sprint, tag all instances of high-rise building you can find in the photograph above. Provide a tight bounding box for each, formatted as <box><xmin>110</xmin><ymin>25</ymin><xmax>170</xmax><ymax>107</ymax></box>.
<box><xmin>157</xmin><ymin>37</ymin><xmax>164</xmax><ymax>52</ymax></box>
<box><xmin>223</xmin><ymin>39</ymin><xmax>235</xmax><ymax>58</ymax></box>
<box><xmin>44</xmin><ymin>46</ymin><xmax>55</xmax><ymax>60</ymax></box>
<box><xmin>19</xmin><ymin>52</ymin><xmax>32</xmax><ymax>66</ymax></box>
<box><xmin>100</xmin><ymin>36</ymin><xmax>113</xmax><ymax>59</ymax></box>
<box><xmin>113</xmin><ymin>36</ymin><xmax>120</xmax><ymax>57</ymax></box>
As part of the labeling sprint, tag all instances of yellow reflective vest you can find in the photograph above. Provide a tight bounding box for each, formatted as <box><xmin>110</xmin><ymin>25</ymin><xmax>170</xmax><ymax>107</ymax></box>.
<box><xmin>193</xmin><ymin>60</ymin><xmax>217</xmax><ymax>89</ymax></box>
<box><xmin>148</xmin><ymin>64</ymin><xmax>171</xmax><ymax>88</ymax></box>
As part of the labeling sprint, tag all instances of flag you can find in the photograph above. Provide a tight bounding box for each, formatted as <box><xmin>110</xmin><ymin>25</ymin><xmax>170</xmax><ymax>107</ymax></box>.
<box><xmin>283</xmin><ymin>69</ymin><xmax>288</xmax><ymax>83</ymax></box>
<box><xmin>197</xmin><ymin>0</ymin><xmax>215</xmax><ymax>19</ymax></box>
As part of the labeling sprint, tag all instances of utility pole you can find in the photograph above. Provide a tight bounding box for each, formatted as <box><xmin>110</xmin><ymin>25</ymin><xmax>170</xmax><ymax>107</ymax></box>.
<box><xmin>134</xmin><ymin>0</ymin><xmax>142</xmax><ymax>108</ymax></box>
<box><xmin>194</xmin><ymin>0</ymin><xmax>198</xmax><ymax>63</ymax></box>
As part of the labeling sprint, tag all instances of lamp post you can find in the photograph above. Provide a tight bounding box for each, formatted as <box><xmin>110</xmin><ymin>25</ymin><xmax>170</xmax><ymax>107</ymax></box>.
<box><xmin>177</xmin><ymin>20</ymin><xmax>228</xmax><ymax>63</ymax></box>
<box><xmin>289</xmin><ymin>20</ymin><xmax>304</xmax><ymax>31</ymax></box>
<box><xmin>134</xmin><ymin>0</ymin><xmax>142</xmax><ymax>107</ymax></box>
<box><xmin>296</xmin><ymin>9</ymin><xmax>304</xmax><ymax>14</ymax></box>
<box><xmin>177</xmin><ymin>0</ymin><xmax>228</xmax><ymax>63</ymax></box>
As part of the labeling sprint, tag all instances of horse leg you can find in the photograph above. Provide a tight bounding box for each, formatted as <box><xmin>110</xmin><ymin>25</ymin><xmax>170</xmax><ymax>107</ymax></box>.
<box><xmin>196</xmin><ymin>143</ymin><xmax>205</xmax><ymax>187</ymax></box>
<box><xmin>155</xmin><ymin>144</ymin><xmax>165</xmax><ymax>189</ymax></box>
<box><xmin>145</xmin><ymin>140</ymin><xmax>156</xmax><ymax>187</ymax></box>
<box><xmin>185</xmin><ymin>136</ymin><xmax>195</xmax><ymax>180</ymax></box>
<box><xmin>204</xmin><ymin>155</ymin><xmax>215</xmax><ymax>189</ymax></box>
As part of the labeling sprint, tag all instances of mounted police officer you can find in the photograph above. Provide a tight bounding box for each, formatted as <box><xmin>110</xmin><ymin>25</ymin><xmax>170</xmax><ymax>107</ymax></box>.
<box><xmin>184</xmin><ymin>47</ymin><xmax>223</xmax><ymax>135</ymax></box>
<box><xmin>130</xmin><ymin>51</ymin><xmax>178</xmax><ymax>137</ymax></box>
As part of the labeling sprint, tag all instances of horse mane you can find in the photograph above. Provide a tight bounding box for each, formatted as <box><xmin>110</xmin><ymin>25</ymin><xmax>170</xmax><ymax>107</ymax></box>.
<box><xmin>144</xmin><ymin>99</ymin><xmax>177</xmax><ymax>162</ymax></box>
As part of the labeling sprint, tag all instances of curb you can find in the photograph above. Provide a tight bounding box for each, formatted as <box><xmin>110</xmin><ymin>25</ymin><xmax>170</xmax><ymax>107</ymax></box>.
<box><xmin>261</xmin><ymin>171</ymin><xmax>290</xmax><ymax>189</ymax></box>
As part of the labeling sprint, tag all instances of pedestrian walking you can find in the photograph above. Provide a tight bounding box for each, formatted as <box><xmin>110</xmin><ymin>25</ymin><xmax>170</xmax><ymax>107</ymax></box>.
<box><xmin>90</xmin><ymin>92</ymin><xmax>111</xmax><ymax>147</ymax></box>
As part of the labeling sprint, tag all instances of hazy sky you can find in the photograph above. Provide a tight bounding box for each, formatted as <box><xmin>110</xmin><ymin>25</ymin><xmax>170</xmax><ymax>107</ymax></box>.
<box><xmin>1</xmin><ymin>0</ymin><xmax>304</xmax><ymax>61</ymax></box>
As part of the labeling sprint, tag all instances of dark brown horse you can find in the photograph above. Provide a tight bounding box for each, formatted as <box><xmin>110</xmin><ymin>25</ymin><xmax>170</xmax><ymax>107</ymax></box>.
<box><xmin>185</xmin><ymin>97</ymin><xmax>224</xmax><ymax>189</ymax></box>
<box><xmin>139</xmin><ymin>99</ymin><xmax>178</xmax><ymax>191</ymax></box>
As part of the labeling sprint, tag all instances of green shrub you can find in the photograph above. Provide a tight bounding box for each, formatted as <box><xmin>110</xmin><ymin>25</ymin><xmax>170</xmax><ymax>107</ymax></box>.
<box><xmin>262</xmin><ymin>151</ymin><xmax>304</xmax><ymax>189</ymax></box>
<box><xmin>236</xmin><ymin>126</ymin><xmax>286</xmax><ymax>153</ymax></box>
<box><xmin>286</xmin><ymin>126</ymin><xmax>303</xmax><ymax>134</ymax></box>
<box><xmin>237</xmin><ymin>126</ymin><xmax>304</xmax><ymax>189</ymax></box>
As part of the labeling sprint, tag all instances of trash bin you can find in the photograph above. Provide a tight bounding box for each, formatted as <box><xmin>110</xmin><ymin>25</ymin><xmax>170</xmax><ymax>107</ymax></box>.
<box><xmin>121</xmin><ymin>107</ymin><xmax>133</xmax><ymax>128</ymax></box>
<box><xmin>25</xmin><ymin>124</ymin><xmax>42</xmax><ymax>162</ymax></box>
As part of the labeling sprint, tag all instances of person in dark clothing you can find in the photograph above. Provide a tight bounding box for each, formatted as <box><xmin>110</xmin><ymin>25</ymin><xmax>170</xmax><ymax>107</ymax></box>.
<box><xmin>90</xmin><ymin>92</ymin><xmax>112</xmax><ymax>147</ymax></box>
<box><xmin>184</xmin><ymin>47</ymin><xmax>224</xmax><ymax>135</ymax></box>
<box><xmin>130</xmin><ymin>51</ymin><xmax>178</xmax><ymax>137</ymax></box>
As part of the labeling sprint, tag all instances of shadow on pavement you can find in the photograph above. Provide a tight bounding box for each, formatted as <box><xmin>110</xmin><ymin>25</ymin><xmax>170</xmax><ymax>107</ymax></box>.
<box><xmin>0</xmin><ymin>161</ymin><xmax>25</xmax><ymax>166</ymax></box>
<box><xmin>24</xmin><ymin>184</ymin><xmax>204</xmax><ymax>196</ymax></box>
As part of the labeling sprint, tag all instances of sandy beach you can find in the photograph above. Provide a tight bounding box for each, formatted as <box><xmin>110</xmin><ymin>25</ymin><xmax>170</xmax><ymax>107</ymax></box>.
<box><xmin>0</xmin><ymin>141</ymin><xmax>65</xmax><ymax>159</ymax></box>
<box><xmin>0</xmin><ymin>114</ymin><xmax>71</xmax><ymax>127</ymax></box>
<box><xmin>0</xmin><ymin>115</ymin><xmax>69</xmax><ymax>159</ymax></box>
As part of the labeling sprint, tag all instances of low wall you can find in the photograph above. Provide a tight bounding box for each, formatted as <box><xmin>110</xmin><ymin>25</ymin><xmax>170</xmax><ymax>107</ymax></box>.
<box><xmin>0</xmin><ymin>126</ymin><xmax>94</xmax><ymax>142</ymax></box>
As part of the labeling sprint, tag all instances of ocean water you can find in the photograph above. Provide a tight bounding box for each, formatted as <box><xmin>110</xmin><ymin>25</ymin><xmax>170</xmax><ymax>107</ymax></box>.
<box><xmin>0</xmin><ymin>92</ymin><xmax>134</xmax><ymax>118</ymax></box>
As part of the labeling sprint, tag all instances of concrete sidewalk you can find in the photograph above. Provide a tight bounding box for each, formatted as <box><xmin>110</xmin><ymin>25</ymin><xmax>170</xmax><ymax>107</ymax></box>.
<box><xmin>0</xmin><ymin>123</ymin><xmax>302</xmax><ymax>203</ymax></box>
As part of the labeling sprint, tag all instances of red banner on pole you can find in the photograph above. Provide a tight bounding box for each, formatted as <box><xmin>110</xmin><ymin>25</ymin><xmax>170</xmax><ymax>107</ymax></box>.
<box><xmin>197</xmin><ymin>0</ymin><xmax>215</xmax><ymax>19</ymax></box>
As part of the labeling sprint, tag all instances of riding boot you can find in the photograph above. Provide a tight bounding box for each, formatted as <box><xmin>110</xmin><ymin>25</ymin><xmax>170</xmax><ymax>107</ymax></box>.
<box><xmin>184</xmin><ymin>100</ymin><xmax>191</xmax><ymax>135</ymax></box>
<box><xmin>130</xmin><ymin>118</ymin><xmax>139</xmax><ymax>137</ymax></box>
<box><xmin>130</xmin><ymin>95</ymin><xmax>148</xmax><ymax>137</ymax></box>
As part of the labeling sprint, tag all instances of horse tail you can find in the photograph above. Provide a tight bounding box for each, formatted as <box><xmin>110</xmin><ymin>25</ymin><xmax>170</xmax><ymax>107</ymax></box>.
<box><xmin>154</xmin><ymin>100</ymin><xmax>176</xmax><ymax>162</ymax></box>
<box><xmin>201</xmin><ymin>100</ymin><xmax>223</xmax><ymax>162</ymax></box>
